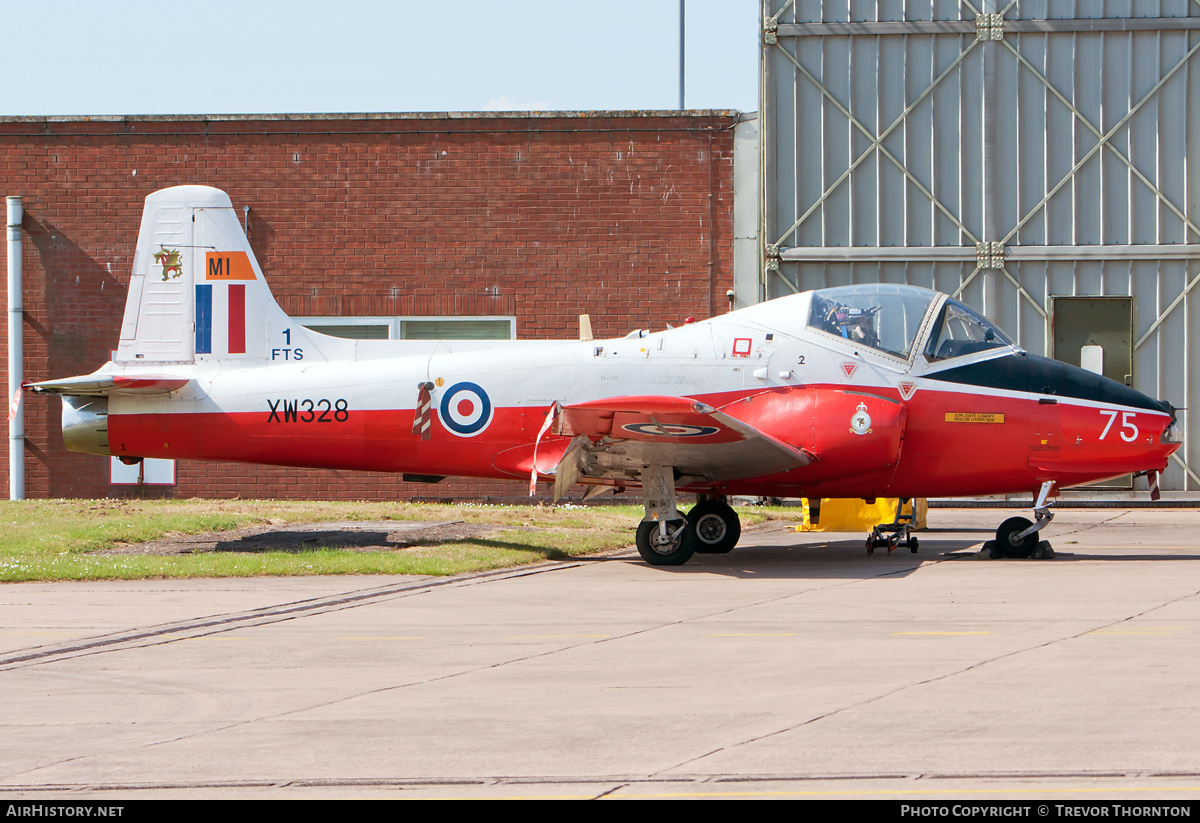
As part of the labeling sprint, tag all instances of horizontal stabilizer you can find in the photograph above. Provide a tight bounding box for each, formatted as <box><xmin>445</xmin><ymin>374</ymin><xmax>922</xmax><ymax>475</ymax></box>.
<box><xmin>28</xmin><ymin>373</ymin><xmax>190</xmax><ymax>397</ymax></box>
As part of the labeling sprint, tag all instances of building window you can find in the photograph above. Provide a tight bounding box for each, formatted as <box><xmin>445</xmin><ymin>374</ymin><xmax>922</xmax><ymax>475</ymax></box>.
<box><xmin>110</xmin><ymin>457</ymin><xmax>175</xmax><ymax>486</ymax></box>
<box><xmin>399</xmin><ymin>319</ymin><xmax>512</xmax><ymax>340</ymax></box>
<box><xmin>295</xmin><ymin>316</ymin><xmax>516</xmax><ymax>341</ymax></box>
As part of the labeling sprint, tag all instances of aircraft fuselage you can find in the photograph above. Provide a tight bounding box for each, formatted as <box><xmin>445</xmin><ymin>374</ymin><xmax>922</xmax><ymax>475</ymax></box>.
<box><xmin>96</xmin><ymin>305</ymin><xmax>1176</xmax><ymax>500</ymax></box>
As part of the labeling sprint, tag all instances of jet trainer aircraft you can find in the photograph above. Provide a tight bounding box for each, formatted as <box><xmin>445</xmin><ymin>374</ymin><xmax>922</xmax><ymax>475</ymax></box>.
<box><xmin>31</xmin><ymin>186</ymin><xmax>1182</xmax><ymax>565</ymax></box>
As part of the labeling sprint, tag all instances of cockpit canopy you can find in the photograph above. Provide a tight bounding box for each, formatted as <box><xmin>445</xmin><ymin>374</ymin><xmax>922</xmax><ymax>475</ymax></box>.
<box><xmin>808</xmin><ymin>284</ymin><xmax>936</xmax><ymax>359</ymax></box>
<box><xmin>807</xmin><ymin>284</ymin><xmax>1013</xmax><ymax>362</ymax></box>
<box><xmin>923</xmin><ymin>298</ymin><xmax>1013</xmax><ymax>361</ymax></box>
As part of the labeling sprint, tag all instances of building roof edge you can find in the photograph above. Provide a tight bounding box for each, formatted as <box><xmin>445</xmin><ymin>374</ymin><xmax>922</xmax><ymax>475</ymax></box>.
<box><xmin>0</xmin><ymin>109</ymin><xmax>744</xmax><ymax>124</ymax></box>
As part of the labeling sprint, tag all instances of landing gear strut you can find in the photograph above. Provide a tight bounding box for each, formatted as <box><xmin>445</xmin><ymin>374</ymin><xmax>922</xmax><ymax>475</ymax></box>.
<box><xmin>688</xmin><ymin>497</ymin><xmax>741</xmax><ymax>554</ymax></box>
<box><xmin>867</xmin><ymin>497</ymin><xmax>919</xmax><ymax>555</ymax></box>
<box><xmin>635</xmin><ymin>464</ymin><xmax>696</xmax><ymax>566</ymax></box>
<box><xmin>993</xmin><ymin>481</ymin><xmax>1056</xmax><ymax>558</ymax></box>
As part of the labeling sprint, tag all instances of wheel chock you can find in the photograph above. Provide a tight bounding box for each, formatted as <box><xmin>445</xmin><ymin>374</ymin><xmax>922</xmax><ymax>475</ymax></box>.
<box><xmin>975</xmin><ymin>539</ymin><xmax>1055</xmax><ymax>560</ymax></box>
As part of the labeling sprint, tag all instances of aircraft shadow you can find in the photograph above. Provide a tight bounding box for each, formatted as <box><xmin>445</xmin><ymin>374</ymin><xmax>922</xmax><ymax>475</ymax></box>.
<box><xmin>207</xmin><ymin>531</ymin><xmax>1200</xmax><ymax>576</ymax></box>
<box><xmin>605</xmin><ymin>540</ymin><xmax>1200</xmax><ymax>579</ymax></box>
<box><xmin>973</xmin><ymin>552</ymin><xmax>1200</xmax><ymax>563</ymax></box>
<box><xmin>594</xmin><ymin>538</ymin><xmax>991</xmax><ymax>580</ymax></box>
<box><xmin>214</xmin><ymin>530</ymin><xmax>398</xmax><ymax>553</ymax></box>
<box><xmin>212</xmin><ymin>531</ymin><xmax>575</xmax><ymax>561</ymax></box>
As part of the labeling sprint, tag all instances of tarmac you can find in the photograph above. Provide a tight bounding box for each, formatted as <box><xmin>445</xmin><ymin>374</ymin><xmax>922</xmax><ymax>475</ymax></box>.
<box><xmin>1</xmin><ymin>507</ymin><xmax>1199</xmax><ymax>800</ymax></box>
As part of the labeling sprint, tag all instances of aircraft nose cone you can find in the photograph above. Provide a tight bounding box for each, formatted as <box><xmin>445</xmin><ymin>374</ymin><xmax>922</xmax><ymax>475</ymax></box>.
<box><xmin>1032</xmin><ymin>355</ymin><xmax>1172</xmax><ymax>415</ymax></box>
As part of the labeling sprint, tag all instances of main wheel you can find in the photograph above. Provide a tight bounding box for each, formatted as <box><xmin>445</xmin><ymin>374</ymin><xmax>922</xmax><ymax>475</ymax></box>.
<box><xmin>996</xmin><ymin>517</ymin><xmax>1037</xmax><ymax>558</ymax></box>
<box><xmin>687</xmin><ymin>500</ymin><xmax>741</xmax><ymax>554</ymax></box>
<box><xmin>636</xmin><ymin>519</ymin><xmax>696</xmax><ymax>566</ymax></box>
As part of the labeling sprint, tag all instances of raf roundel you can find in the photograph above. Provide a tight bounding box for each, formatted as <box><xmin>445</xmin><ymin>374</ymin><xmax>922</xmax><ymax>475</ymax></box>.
<box><xmin>439</xmin><ymin>382</ymin><xmax>493</xmax><ymax>437</ymax></box>
<box><xmin>621</xmin><ymin>423</ymin><xmax>720</xmax><ymax>438</ymax></box>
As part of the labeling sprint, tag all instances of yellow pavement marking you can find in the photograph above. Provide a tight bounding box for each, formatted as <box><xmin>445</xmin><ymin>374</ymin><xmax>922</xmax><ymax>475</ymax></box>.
<box><xmin>506</xmin><ymin>638</ymin><xmax>609</xmax><ymax>643</ymax></box>
<box><xmin>708</xmin><ymin>633</ymin><xmax>797</xmax><ymax>637</ymax></box>
<box><xmin>893</xmin><ymin>631</ymin><xmax>992</xmax><ymax>636</ymax></box>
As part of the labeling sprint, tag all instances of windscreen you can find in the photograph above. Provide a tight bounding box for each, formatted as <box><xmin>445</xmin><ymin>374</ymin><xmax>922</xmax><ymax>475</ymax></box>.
<box><xmin>808</xmin><ymin>284</ymin><xmax>937</xmax><ymax>359</ymax></box>
<box><xmin>924</xmin><ymin>299</ymin><xmax>1013</xmax><ymax>361</ymax></box>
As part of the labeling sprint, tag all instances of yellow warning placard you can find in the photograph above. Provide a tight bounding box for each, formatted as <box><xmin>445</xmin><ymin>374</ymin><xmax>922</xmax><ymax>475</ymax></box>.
<box><xmin>945</xmin><ymin>412</ymin><xmax>1005</xmax><ymax>424</ymax></box>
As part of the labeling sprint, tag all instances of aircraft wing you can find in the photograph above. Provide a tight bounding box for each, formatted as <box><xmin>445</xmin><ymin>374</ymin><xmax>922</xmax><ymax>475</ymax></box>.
<box><xmin>555</xmin><ymin>394</ymin><xmax>812</xmax><ymax>484</ymax></box>
<box><xmin>27</xmin><ymin>373</ymin><xmax>190</xmax><ymax>396</ymax></box>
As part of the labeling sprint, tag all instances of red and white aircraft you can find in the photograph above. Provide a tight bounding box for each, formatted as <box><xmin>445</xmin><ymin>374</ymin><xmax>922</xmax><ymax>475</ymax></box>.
<box><xmin>31</xmin><ymin>186</ymin><xmax>1182</xmax><ymax>565</ymax></box>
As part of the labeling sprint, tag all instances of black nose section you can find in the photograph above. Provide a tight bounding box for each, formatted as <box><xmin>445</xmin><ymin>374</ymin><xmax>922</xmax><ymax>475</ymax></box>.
<box><xmin>925</xmin><ymin>353</ymin><xmax>1173</xmax><ymax>414</ymax></box>
<box><xmin>1032</xmin><ymin>355</ymin><xmax>1173</xmax><ymax>414</ymax></box>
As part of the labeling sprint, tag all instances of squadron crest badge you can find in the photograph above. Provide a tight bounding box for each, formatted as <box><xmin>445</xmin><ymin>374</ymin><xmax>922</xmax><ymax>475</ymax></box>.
<box><xmin>850</xmin><ymin>402</ymin><xmax>872</xmax><ymax>435</ymax></box>
<box><xmin>153</xmin><ymin>245</ymin><xmax>183</xmax><ymax>281</ymax></box>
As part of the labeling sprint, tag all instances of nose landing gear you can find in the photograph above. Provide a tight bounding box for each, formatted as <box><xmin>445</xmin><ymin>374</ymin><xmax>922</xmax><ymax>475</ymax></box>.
<box><xmin>988</xmin><ymin>481</ymin><xmax>1056</xmax><ymax>559</ymax></box>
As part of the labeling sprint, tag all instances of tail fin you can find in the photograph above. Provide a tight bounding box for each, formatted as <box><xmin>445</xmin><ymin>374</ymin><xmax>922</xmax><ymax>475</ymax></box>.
<box><xmin>114</xmin><ymin>185</ymin><xmax>346</xmax><ymax>365</ymax></box>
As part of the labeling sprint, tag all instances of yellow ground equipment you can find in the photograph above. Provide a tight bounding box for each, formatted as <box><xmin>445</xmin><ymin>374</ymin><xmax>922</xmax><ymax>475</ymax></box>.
<box><xmin>797</xmin><ymin>498</ymin><xmax>927</xmax><ymax>533</ymax></box>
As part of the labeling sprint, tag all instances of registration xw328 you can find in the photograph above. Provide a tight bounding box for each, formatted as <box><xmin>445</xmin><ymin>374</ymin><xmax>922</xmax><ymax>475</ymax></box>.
<box><xmin>267</xmin><ymin>398</ymin><xmax>350</xmax><ymax>423</ymax></box>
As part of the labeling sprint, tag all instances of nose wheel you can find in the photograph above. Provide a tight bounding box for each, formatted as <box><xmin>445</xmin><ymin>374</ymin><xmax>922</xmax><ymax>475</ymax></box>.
<box><xmin>988</xmin><ymin>481</ymin><xmax>1057</xmax><ymax>559</ymax></box>
<box><xmin>995</xmin><ymin>516</ymin><xmax>1038</xmax><ymax>558</ymax></box>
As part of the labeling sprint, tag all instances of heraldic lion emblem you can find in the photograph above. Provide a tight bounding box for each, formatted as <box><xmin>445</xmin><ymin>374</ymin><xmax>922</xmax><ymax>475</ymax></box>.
<box><xmin>152</xmin><ymin>245</ymin><xmax>183</xmax><ymax>281</ymax></box>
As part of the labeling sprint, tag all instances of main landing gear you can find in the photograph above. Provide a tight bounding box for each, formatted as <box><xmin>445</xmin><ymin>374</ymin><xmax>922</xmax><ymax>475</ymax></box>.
<box><xmin>989</xmin><ymin>481</ymin><xmax>1056</xmax><ymax>559</ymax></box>
<box><xmin>635</xmin><ymin>518</ymin><xmax>696</xmax><ymax>566</ymax></box>
<box><xmin>866</xmin><ymin>497</ymin><xmax>919</xmax><ymax>555</ymax></box>
<box><xmin>634</xmin><ymin>467</ymin><xmax>742</xmax><ymax>566</ymax></box>
<box><xmin>688</xmin><ymin>497</ymin><xmax>741</xmax><ymax>554</ymax></box>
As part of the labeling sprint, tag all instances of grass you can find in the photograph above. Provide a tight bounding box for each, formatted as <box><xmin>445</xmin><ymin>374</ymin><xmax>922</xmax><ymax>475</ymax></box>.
<box><xmin>0</xmin><ymin>499</ymin><xmax>803</xmax><ymax>583</ymax></box>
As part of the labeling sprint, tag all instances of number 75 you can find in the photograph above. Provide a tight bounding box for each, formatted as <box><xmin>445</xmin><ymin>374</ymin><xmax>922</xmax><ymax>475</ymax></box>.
<box><xmin>1099</xmin><ymin>410</ymin><xmax>1138</xmax><ymax>442</ymax></box>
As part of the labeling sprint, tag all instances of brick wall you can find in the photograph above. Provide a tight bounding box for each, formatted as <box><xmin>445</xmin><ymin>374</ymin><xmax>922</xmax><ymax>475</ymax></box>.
<box><xmin>0</xmin><ymin>111</ymin><xmax>738</xmax><ymax>501</ymax></box>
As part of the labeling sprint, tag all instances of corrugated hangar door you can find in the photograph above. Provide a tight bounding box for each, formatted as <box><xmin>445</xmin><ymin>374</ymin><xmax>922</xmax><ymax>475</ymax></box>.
<box><xmin>760</xmin><ymin>0</ymin><xmax>1200</xmax><ymax>493</ymax></box>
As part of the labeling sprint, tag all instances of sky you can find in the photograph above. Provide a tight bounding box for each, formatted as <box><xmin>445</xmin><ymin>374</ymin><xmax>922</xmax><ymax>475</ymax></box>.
<box><xmin>2</xmin><ymin>1</ymin><xmax>759</xmax><ymax>116</ymax></box>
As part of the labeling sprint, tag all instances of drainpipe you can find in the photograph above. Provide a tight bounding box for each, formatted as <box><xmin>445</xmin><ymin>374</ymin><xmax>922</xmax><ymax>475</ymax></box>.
<box><xmin>7</xmin><ymin>196</ymin><xmax>22</xmax><ymax>501</ymax></box>
<box><xmin>678</xmin><ymin>0</ymin><xmax>685</xmax><ymax>110</ymax></box>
